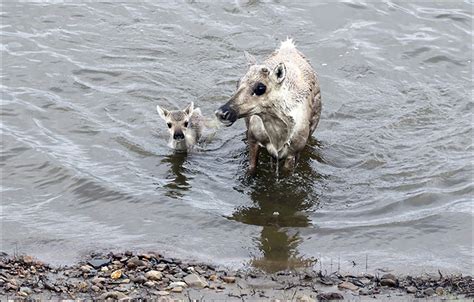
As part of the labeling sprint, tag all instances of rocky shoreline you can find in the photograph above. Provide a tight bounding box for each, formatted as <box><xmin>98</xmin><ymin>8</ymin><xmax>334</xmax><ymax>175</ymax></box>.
<box><xmin>1</xmin><ymin>251</ymin><xmax>472</xmax><ymax>301</ymax></box>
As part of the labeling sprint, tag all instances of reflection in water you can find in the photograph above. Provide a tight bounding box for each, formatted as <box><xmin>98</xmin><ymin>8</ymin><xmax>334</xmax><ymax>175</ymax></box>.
<box><xmin>231</xmin><ymin>139</ymin><xmax>325</xmax><ymax>272</ymax></box>
<box><xmin>160</xmin><ymin>152</ymin><xmax>191</xmax><ymax>198</ymax></box>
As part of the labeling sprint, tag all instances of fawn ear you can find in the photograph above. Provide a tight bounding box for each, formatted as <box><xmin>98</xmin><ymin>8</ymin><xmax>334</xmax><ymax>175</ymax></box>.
<box><xmin>183</xmin><ymin>102</ymin><xmax>194</xmax><ymax>115</ymax></box>
<box><xmin>156</xmin><ymin>105</ymin><xmax>169</xmax><ymax>120</ymax></box>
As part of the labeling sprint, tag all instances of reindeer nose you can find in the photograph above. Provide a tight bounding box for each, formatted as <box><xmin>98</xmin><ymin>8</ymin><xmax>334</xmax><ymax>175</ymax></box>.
<box><xmin>215</xmin><ymin>104</ymin><xmax>237</xmax><ymax>126</ymax></box>
<box><xmin>173</xmin><ymin>132</ymin><xmax>184</xmax><ymax>140</ymax></box>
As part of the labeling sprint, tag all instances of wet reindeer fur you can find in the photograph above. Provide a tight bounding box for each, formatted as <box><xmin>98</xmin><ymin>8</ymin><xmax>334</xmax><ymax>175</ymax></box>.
<box><xmin>156</xmin><ymin>102</ymin><xmax>204</xmax><ymax>151</ymax></box>
<box><xmin>215</xmin><ymin>38</ymin><xmax>321</xmax><ymax>174</ymax></box>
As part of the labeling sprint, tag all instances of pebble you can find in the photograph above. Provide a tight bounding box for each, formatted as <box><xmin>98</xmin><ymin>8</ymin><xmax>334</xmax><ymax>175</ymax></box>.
<box><xmin>91</xmin><ymin>285</ymin><xmax>101</xmax><ymax>292</ymax></box>
<box><xmin>381</xmin><ymin>273</ymin><xmax>397</xmax><ymax>282</ymax></box>
<box><xmin>295</xmin><ymin>294</ymin><xmax>315</xmax><ymax>302</ymax></box>
<box><xmin>184</xmin><ymin>273</ymin><xmax>208</xmax><ymax>288</ymax></box>
<box><xmin>171</xmin><ymin>286</ymin><xmax>183</xmax><ymax>293</ymax></box>
<box><xmin>338</xmin><ymin>281</ymin><xmax>359</xmax><ymax>291</ymax></box>
<box><xmin>435</xmin><ymin>286</ymin><xmax>444</xmax><ymax>295</ymax></box>
<box><xmin>221</xmin><ymin>276</ymin><xmax>236</xmax><ymax>283</ymax></box>
<box><xmin>80</xmin><ymin>265</ymin><xmax>93</xmax><ymax>273</ymax></box>
<box><xmin>6</xmin><ymin>283</ymin><xmax>18</xmax><ymax>291</ymax></box>
<box><xmin>380</xmin><ymin>278</ymin><xmax>397</xmax><ymax>287</ymax></box>
<box><xmin>92</xmin><ymin>277</ymin><xmax>106</xmax><ymax>284</ymax></box>
<box><xmin>88</xmin><ymin>258</ymin><xmax>110</xmax><ymax>269</ymax></box>
<box><xmin>127</xmin><ymin>256</ymin><xmax>146</xmax><ymax>269</ymax></box>
<box><xmin>209</xmin><ymin>274</ymin><xmax>217</xmax><ymax>281</ymax></box>
<box><xmin>110</xmin><ymin>270</ymin><xmax>122</xmax><ymax>280</ymax></box>
<box><xmin>169</xmin><ymin>281</ymin><xmax>187</xmax><ymax>288</ymax></box>
<box><xmin>406</xmin><ymin>286</ymin><xmax>417</xmax><ymax>293</ymax></box>
<box><xmin>131</xmin><ymin>275</ymin><xmax>147</xmax><ymax>284</ymax></box>
<box><xmin>424</xmin><ymin>288</ymin><xmax>435</xmax><ymax>296</ymax></box>
<box><xmin>157</xmin><ymin>290</ymin><xmax>170</xmax><ymax>296</ymax></box>
<box><xmin>144</xmin><ymin>281</ymin><xmax>155</xmax><ymax>288</ymax></box>
<box><xmin>145</xmin><ymin>270</ymin><xmax>162</xmax><ymax>281</ymax></box>
<box><xmin>316</xmin><ymin>292</ymin><xmax>344</xmax><ymax>300</ymax></box>
<box><xmin>19</xmin><ymin>287</ymin><xmax>33</xmax><ymax>295</ymax></box>
<box><xmin>359</xmin><ymin>288</ymin><xmax>372</xmax><ymax>295</ymax></box>
<box><xmin>98</xmin><ymin>291</ymin><xmax>127</xmax><ymax>300</ymax></box>
<box><xmin>156</xmin><ymin>263</ymin><xmax>167</xmax><ymax>271</ymax></box>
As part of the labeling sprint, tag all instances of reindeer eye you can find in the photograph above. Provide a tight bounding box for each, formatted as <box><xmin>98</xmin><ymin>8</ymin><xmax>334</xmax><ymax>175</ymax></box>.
<box><xmin>253</xmin><ymin>83</ymin><xmax>266</xmax><ymax>96</ymax></box>
<box><xmin>184</xmin><ymin>121</ymin><xmax>189</xmax><ymax>128</ymax></box>
<box><xmin>167</xmin><ymin>123</ymin><xmax>172</xmax><ymax>128</ymax></box>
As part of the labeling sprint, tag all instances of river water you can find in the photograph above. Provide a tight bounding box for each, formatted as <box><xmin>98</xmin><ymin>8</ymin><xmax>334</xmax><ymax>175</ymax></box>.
<box><xmin>1</xmin><ymin>1</ymin><xmax>472</xmax><ymax>274</ymax></box>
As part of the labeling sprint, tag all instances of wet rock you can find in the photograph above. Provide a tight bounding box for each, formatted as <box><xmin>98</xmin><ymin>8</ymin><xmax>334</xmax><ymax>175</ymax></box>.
<box><xmin>222</xmin><ymin>276</ymin><xmax>236</xmax><ymax>283</ymax></box>
<box><xmin>380</xmin><ymin>278</ymin><xmax>397</xmax><ymax>287</ymax></box>
<box><xmin>338</xmin><ymin>281</ymin><xmax>359</xmax><ymax>291</ymax></box>
<box><xmin>88</xmin><ymin>258</ymin><xmax>111</xmax><ymax>269</ymax></box>
<box><xmin>145</xmin><ymin>270</ymin><xmax>162</xmax><ymax>281</ymax></box>
<box><xmin>406</xmin><ymin>286</ymin><xmax>417</xmax><ymax>293</ymax></box>
<box><xmin>424</xmin><ymin>288</ymin><xmax>435</xmax><ymax>296</ymax></box>
<box><xmin>98</xmin><ymin>291</ymin><xmax>127</xmax><ymax>300</ymax></box>
<box><xmin>127</xmin><ymin>257</ymin><xmax>146</xmax><ymax>269</ymax></box>
<box><xmin>316</xmin><ymin>292</ymin><xmax>344</xmax><ymax>300</ymax></box>
<box><xmin>184</xmin><ymin>273</ymin><xmax>208</xmax><ymax>288</ymax></box>
<box><xmin>171</xmin><ymin>286</ymin><xmax>183</xmax><ymax>293</ymax></box>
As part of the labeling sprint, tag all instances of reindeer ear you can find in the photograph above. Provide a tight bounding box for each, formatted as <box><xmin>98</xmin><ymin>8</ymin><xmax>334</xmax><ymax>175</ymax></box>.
<box><xmin>271</xmin><ymin>62</ymin><xmax>286</xmax><ymax>84</ymax></box>
<box><xmin>244</xmin><ymin>51</ymin><xmax>256</xmax><ymax>66</ymax></box>
<box><xmin>156</xmin><ymin>105</ymin><xmax>169</xmax><ymax>120</ymax></box>
<box><xmin>183</xmin><ymin>102</ymin><xmax>194</xmax><ymax>115</ymax></box>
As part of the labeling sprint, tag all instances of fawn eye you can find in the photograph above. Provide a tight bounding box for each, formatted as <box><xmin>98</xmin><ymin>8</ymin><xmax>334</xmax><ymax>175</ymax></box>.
<box><xmin>167</xmin><ymin>123</ymin><xmax>172</xmax><ymax>128</ymax></box>
<box><xmin>184</xmin><ymin>121</ymin><xmax>189</xmax><ymax>128</ymax></box>
<box><xmin>253</xmin><ymin>82</ymin><xmax>266</xmax><ymax>96</ymax></box>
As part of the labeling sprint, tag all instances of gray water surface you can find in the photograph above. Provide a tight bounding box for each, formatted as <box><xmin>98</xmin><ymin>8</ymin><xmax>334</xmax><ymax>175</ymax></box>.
<box><xmin>1</xmin><ymin>1</ymin><xmax>472</xmax><ymax>274</ymax></box>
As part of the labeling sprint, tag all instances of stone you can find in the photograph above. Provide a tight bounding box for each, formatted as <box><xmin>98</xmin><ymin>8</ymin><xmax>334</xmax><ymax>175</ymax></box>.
<box><xmin>98</xmin><ymin>291</ymin><xmax>127</xmax><ymax>300</ymax></box>
<box><xmin>435</xmin><ymin>287</ymin><xmax>444</xmax><ymax>295</ymax></box>
<box><xmin>316</xmin><ymin>292</ymin><xmax>344</xmax><ymax>300</ymax></box>
<box><xmin>169</xmin><ymin>281</ymin><xmax>187</xmax><ymax>288</ymax></box>
<box><xmin>22</xmin><ymin>255</ymin><xmax>34</xmax><ymax>264</ymax></box>
<box><xmin>145</xmin><ymin>270</ymin><xmax>162</xmax><ymax>281</ymax></box>
<box><xmin>80</xmin><ymin>265</ymin><xmax>93</xmax><ymax>273</ymax></box>
<box><xmin>338</xmin><ymin>281</ymin><xmax>359</xmax><ymax>291</ymax></box>
<box><xmin>209</xmin><ymin>274</ymin><xmax>217</xmax><ymax>281</ymax></box>
<box><xmin>88</xmin><ymin>258</ymin><xmax>110</xmax><ymax>269</ymax></box>
<box><xmin>131</xmin><ymin>275</ymin><xmax>147</xmax><ymax>284</ymax></box>
<box><xmin>91</xmin><ymin>285</ymin><xmax>101</xmax><ymax>292</ymax></box>
<box><xmin>171</xmin><ymin>286</ymin><xmax>183</xmax><ymax>293</ymax></box>
<box><xmin>157</xmin><ymin>290</ymin><xmax>169</xmax><ymax>296</ymax></box>
<box><xmin>156</xmin><ymin>263</ymin><xmax>167</xmax><ymax>271</ymax></box>
<box><xmin>221</xmin><ymin>276</ymin><xmax>236</xmax><ymax>283</ymax></box>
<box><xmin>110</xmin><ymin>270</ymin><xmax>122</xmax><ymax>280</ymax></box>
<box><xmin>92</xmin><ymin>277</ymin><xmax>106</xmax><ymax>284</ymax></box>
<box><xmin>295</xmin><ymin>294</ymin><xmax>315</xmax><ymax>302</ymax></box>
<box><xmin>424</xmin><ymin>288</ymin><xmax>435</xmax><ymax>296</ymax></box>
<box><xmin>6</xmin><ymin>283</ymin><xmax>18</xmax><ymax>291</ymax></box>
<box><xmin>144</xmin><ymin>281</ymin><xmax>155</xmax><ymax>287</ymax></box>
<box><xmin>359</xmin><ymin>289</ymin><xmax>372</xmax><ymax>295</ymax></box>
<box><xmin>19</xmin><ymin>287</ymin><xmax>33</xmax><ymax>295</ymax></box>
<box><xmin>359</xmin><ymin>278</ymin><xmax>372</xmax><ymax>286</ymax></box>
<box><xmin>381</xmin><ymin>273</ymin><xmax>397</xmax><ymax>282</ymax></box>
<box><xmin>406</xmin><ymin>286</ymin><xmax>417</xmax><ymax>293</ymax></box>
<box><xmin>380</xmin><ymin>278</ymin><xmax>397</xmax><ymax>287</ymax></box>
<box><xmin>184</xmin><ymin>273</ymin><xmax>208</xmax><ymax>288</ymax></box>
<box><xmin>127</xmin><ymin>257</ymin><xmax>146</xmax><ymax>269</ymax></box>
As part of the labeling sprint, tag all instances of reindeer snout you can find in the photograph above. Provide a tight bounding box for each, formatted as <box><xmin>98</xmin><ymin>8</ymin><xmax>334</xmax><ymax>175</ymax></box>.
<box><xmin>173</xmin><ymin>131</ymin><xmax>185</xmax><ymax>140</ymax></box>
<box><xmin>215</xmin><ymin>104</ymin><xmax>237</xmax><ymax>126</ymax></box>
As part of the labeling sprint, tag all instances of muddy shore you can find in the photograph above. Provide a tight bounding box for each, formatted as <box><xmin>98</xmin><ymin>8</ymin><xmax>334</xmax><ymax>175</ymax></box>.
<box><xmin>1</xmin><ymin>252</ymin><xmax>472</xmax><ymax>301</ymax></box>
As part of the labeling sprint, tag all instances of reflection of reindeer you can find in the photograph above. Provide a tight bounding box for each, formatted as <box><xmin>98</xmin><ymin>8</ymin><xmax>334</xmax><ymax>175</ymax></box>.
<box><xmin>160</xmin><ymin>153</ymin><xmax>190</xmax><ymax>199</ymax></box>
<box><xmin>230</xmin><ymin>138</ymin><xmax>325</xmax><ymax>272</ymax></box>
